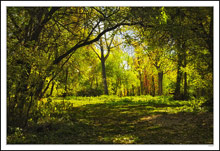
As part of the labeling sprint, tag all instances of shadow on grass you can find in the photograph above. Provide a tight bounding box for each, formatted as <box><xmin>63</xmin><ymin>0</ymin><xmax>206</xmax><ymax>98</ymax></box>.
<box><xmin>7</xmin><ymin>99</ymin><xmax>213</xmax><ymax>144</ymax></box>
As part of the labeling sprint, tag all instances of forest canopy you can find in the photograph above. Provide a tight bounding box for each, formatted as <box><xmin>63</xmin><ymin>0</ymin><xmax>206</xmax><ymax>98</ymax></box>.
<box><xmin>6</xmin><ymin>6</ymin><xmax>214</xmax><ymax>144</ymax></box>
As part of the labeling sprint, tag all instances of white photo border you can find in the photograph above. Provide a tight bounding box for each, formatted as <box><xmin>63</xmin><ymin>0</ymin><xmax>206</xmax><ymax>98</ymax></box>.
<box><xmin>1</xmin><ymin>1</ymin><xmax>219</xmax><ymax>150</ymax></box>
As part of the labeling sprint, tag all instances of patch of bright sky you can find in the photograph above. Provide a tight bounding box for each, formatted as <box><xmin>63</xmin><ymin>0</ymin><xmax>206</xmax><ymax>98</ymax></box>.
<box><xmin>118</xmin><ymin>30</ymin><xmax>137</xmax><ymax>57</ymax></box>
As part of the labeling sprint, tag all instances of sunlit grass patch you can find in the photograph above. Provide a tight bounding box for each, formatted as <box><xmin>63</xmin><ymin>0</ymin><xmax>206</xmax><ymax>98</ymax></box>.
<box><xmin>47</xmin><ymin>95</ymin><xmax>207</xmax><ymax>114</ymax></box>
<box><xmin>112</xmin><ymin>134</ymin><xmax>139</xmax><ymax>144</ymax></box>
<box><xmin>147</xmin><ymin>125</ymin><xmax>162</xmax><ymax>130</ymax></box>
<box><xmin>139</xmin><ymin>115</ymin><xmax>161</xmax><ymax>122</ymax></box>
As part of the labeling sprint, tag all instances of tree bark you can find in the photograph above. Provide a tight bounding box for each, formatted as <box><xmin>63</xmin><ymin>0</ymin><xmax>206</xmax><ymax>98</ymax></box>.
<box><xmin>151</xmin><ymin>76</ymin><xmax>155</xmax><ymax>97</ymax></box>
<box><xmin>132</xmin><ymin>85</ymin><xmax>135</xmax><ymax>96</ymax></box>
<box><xmin>138</xmin><ymin>70</ymin><xmax>143</xmax><ymax>95</ymax></box>
<box><xmin>65</xmin><ymin>67</ymin><xmax>68</xmax><ymax>94</ymax></box>
<box><xmin>50</xmin><ymin>82</ymin><xmax>55</xmax><ymax>96</ymax></box>
<box><xmin>158</xmin><ymin>71</ymin><xmax>163</xmax><ymax>96</ymax></box>
<box><xmin>143</xmin><ymin>70</ymin><xmax>149</xmax><ymax>95</ymax></box>
<box><xmin>183</xmin><ymin>50</ymin><xmax>188</xmax><ymax>100</ymax></box>
<box><xmin>13</xmin><ymin>60</ymin><xmax>31</xmax><ymax>127</ymax></box>
<box><xmin>174</xmin><ymin>52</ymin><xmax>183</xmax><ymax>100</ymax></box>
<box><xmin>101</xmin><ymin>49</ymin><xmax>109</xmax><ymax>95</ymax></box>
<box><xmin>184</xmin><ymin>72</ymin><xmax>187</xmax><ymax>98</ymax></box>
<box><xmin>24</xmin><ymin>93</ymin><xmax>33</xmax><ymax>128</ymax></box>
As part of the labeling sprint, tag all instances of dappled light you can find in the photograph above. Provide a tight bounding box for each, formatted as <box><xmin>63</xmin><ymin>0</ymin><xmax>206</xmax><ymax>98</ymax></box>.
<box><xmin>6</xmin><ymin>6</ymin><xmax>213</xmax><ymax>144</ymax></box>
<box><xmin>139</xmin><ymin>115</ymin><xmax>161</xmax><ymax>122</ymax></box>
<box><xmin>7</xmin><ymin>96</ymin><xmax>213</xmax><ymax>144</ymax></box>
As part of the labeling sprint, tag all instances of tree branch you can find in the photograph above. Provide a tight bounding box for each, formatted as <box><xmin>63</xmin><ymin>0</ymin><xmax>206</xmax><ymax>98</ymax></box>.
<box><xmin>104</xmin><ymin>48</ymin><xmax>111</xmax><ymax>61</ymax></box>
<box><xmin>31</xmin><ymin>7</ymin><xmax>60</xmax><ymax>41</ymax></box>
<box><xmin>53</xmin><ymin>22</ymin><xmax>152</xmax><ymax>65</ymax></box>
<box><xmin>53</xmin><ymin>18</ymin><xmax>78</xmax><ymax>37</ymax></box>
<box><xmin>85</xmin><ymin>19</ymin><xmax>101</xmax><ymax>42</ymax></box>
<box><xmin>92</xmin><ymin>7</ymin><xmax>106</xmax><ymax>19</ymax></box>
<box><xmin>91</xmin><ymin>46</ymin><xmax>101</xmax><ymax>60</ymax></box>
<box><xmin>41</xmin><ymin>51</ymin><xmax>73</xmax><ymax>97</ymax></box>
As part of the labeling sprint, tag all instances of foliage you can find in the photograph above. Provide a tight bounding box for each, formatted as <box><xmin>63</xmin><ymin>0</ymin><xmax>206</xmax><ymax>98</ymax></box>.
<box><xmin>6</xmin><ymin>7</ymin><xmax>213</xmax><ymax>142</ymax></box>
<box><xmin>76</xmin><ymin>88</ymin><xmax>103</xmax><ymax>97</ymax></box>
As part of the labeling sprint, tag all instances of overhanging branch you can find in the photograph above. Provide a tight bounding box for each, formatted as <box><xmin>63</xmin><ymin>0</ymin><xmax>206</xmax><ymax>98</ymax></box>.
<box><xmin>53</xmin><ymin>21</ymin><xmax>149</xmax><ymax>65</ymax></box>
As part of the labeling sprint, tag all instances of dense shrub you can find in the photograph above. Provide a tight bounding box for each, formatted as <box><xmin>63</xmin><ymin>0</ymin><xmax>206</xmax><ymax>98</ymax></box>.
<box><xmin>76</xmin><ymin>88</ymin><xmax>103</xmax><ymax>96</ymax></box>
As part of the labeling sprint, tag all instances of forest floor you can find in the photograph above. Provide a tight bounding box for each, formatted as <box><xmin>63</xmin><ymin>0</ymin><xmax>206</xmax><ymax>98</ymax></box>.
<box><xmin>7</xmin><ymin>95</ymin><xmax>213</xmax><ymax>144</ymax></box>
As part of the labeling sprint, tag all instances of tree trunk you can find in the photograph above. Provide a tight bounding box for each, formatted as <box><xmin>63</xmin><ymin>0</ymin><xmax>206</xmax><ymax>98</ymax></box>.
<box><xmin>144</xmin><ymin>73</ymin><xmax>149</xmax><ymax>95</ymax></box>
<box><xmin>132</xmin><ymin>85</ymin><xmax>135</xmax><ymax>96</ymax></box>
<box><xmin>96</xmin><ymin>77</ymin><xmax>99</xmax><ymax>88</ymax></box>
<box><xmin>24</xmin><ymin>93</ymin><xmax>33</xmax><ymax>128</ymax></box>
<box><xmin>184</xmin><ymin>72</ymin><xmax>187</xmax><ymax>99</ymax></box>
<box><xmin>115</xmin><ymin>78</ymin><xmax>119</xmax><ymax>95</ymax></box>
<box><xmin>174</xmin><ymin>53</ymin><xmax>183</xmax><ymax>100</ymax></box>
<box><xmin>208</xmin><ymin>11</ymin><xmax>213</xmax><ymax>72</ymax></box>
<box><xmin>50</xmin><ymin>81</ymin><xmax>55</xmax><ymax>96</ymax></box>
<box><xmin>151</xmin><ymin>76</ymin><xmax>155</xmax><ymax>97</ymax></box>
<box><xmin>183</xmin><ymin>50</ymin><xmax>188</xmax><ymax>100</ymax></box>
<box><xmin>138</xmin><ymin>71</ymin><xmax>143</xmax><ymax>95</ymax></box>
<box><xmin>65</xmin><ymin>67</ymin><xmax>68</xmax><ymax>94</ymax></box>
<box><xmin>158</xmin><ymin>71</ymin><xmax>163</xmax><ymax>96</ymax></box>
<box><xmin>101</xmin><ymin>50</ymin><xmax>109</xmax><ymax>95</ymax></box>
<box><xmin>12</xmin><ymin>60</ymin><xmax>31</xmax><ymax>127</ymax></box>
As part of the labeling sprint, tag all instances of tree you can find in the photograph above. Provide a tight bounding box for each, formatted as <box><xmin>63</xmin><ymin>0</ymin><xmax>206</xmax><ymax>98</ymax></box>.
<box><xmin>7</xmin><ymin>7</ymin><xmax>147</xmax><ymax>126</ymax></box>
<box><xmin>91</xmin><ymin>31</ymin><xmax>115</xmax><ymax>95</ymax></box>
<box><xmin>7</xmin><ymin>7</ymin><xmax>60</xmax><ymax>127</ymax></box>
<box><xmin>164</xmin><ymin>7</ymin><xmax>213</xmax><ymax>100</ymax></box>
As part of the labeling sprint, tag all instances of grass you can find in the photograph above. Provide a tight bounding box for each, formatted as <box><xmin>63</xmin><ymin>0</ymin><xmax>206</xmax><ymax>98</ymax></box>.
<box><xmin>7</xmin><ymin>95</ymin><xmax>213</xmax><ymax>144</ymax></box>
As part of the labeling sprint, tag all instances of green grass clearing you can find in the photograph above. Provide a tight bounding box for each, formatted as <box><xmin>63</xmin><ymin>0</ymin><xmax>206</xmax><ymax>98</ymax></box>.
<box><xmin>7</xmin><ymin>95</ymin><xmax>213</xmax><ymax>144</ymax></box>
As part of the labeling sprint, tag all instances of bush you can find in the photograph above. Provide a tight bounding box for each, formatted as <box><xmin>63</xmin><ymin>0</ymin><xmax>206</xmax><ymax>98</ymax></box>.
<box><xmin>190</xmin><ymin>97</ymin><xmax>207</xmax><ymax>112</ymax></box>
<box><xmin>76</xmin><ymin>88</ymin><xmax>103</xmax><ymax>97</ymax></box>
<box><xmin>121</xmin><ymin>97</ymin><xmax>133</xmax><ymax>103</ymax></box>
